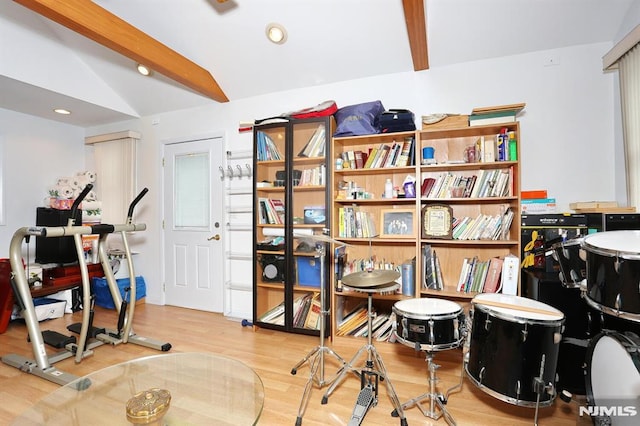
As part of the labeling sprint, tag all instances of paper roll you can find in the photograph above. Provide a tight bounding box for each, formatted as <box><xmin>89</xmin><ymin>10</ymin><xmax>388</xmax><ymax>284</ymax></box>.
<box><xmin>262</xmin><ymin>228</ymin><xmax>313</xmax><ymax>237</ymax></box>
<box><xmin>59</xmin><ymin>186</ymin><xmax>74</xmax><ymax>199</ymax></box>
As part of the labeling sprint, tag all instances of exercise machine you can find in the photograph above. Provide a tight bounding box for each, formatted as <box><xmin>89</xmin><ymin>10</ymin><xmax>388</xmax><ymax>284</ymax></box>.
<box><xmin>2</xmin><ymin>185</ymin><xmax>171</xmax><ymax>387</ymax></box>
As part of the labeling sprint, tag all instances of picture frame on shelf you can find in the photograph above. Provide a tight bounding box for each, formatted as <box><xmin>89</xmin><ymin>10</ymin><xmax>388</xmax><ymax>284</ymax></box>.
<box><xmin>379</xmin><ymin>209</ymin><xmax>415</xmax><ymax>238</ymax></box>
<box><xmin>421</xmin><ymin>204</ymin><xmax>453</xmax><ymax>239</ymax></box>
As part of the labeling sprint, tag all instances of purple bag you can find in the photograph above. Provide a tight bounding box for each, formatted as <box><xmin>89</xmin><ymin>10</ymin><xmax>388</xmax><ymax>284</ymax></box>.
<box><xmin>333</xmin><ymin>100</ymin><xmax>385</xmax><ymax>137</ymax></box>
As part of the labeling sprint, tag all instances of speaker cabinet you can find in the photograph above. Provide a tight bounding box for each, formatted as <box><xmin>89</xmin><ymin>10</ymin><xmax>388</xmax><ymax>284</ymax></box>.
<box><xmin>35</xmin><ymin>207</ymin><xmax>82</xmax><ymax>264</ymax></box>
<box><xmin>260</xmin><ymin>254</ymin><xmax>285</xmax><ymax>282</ymax></box>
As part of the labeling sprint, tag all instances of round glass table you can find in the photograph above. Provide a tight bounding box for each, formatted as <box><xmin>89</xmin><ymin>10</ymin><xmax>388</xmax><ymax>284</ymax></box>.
<box><xmin>13</xmin><ymin>352</ymin><xmax>264</xmax><ymax>425</ymax></box>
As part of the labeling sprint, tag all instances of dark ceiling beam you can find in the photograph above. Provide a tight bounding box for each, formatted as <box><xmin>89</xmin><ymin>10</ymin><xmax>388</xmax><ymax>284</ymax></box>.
<box><xmin>14</xmin><ymin>0</ymin><xmax>229</xmax><ymax>102</ymax></box>
<box><xmin>402</xmin><ymin>0</ymin><xmax>429</xmax><ymax>71</ymax></box>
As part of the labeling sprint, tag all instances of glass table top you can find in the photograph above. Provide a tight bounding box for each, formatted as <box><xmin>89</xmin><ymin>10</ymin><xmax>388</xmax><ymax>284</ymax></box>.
<box><xmin>14</xmin><ymin>352</ymin><xmax>264</xmax><ymax>425</ymax></box>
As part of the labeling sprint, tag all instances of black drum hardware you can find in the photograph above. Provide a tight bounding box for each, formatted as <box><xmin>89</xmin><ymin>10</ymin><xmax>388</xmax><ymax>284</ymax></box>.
<box><xmin>320</xmin><ymin>269</ymin><xmax>408</xmax><ymax>426</ymax></box>
<box><xmin>391</xmin><ymin>298</ymin><xmax>467</xmax><ymax>425</ymax></box>
<box><xmin>289</xmin><ymin>233</ymin><xmax>348</xmax><ymax>426</ymax></box>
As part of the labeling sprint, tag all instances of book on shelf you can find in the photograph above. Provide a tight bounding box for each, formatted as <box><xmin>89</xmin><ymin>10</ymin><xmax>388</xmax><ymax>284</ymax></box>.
<box><xmin>259</xmin><ymin>300</ymin><xmax>285</xmax><ymax>323</ymax></box>
<box><xmin>298</xmin><ymin>125</ymin><xmax>326</xmax><ymax>158</ymax></box>
<box><xmin>395</xmin><ymin>137</ymin><xmax>414</xmax><ymax>167</ymax></box>
<box><xmin>267</xmin><ymin>198</ymin><xmax>285</xmax><ymax>224</ymax></box>
<box><xmin>422</xmin><ymin>244</ymin><xmax>438</xmax><ymax>290</ymax></box>
<box><xmin>354</xmin><ymin>150</ymin><xmax>366</xmax><ymax>169</ymax></box>
<box><xmin>421</xmin><ymin>177</ymin><xmax>436</xmax><ymax>197</ymax></box>
<box><xmin>433</xmin><ymin>251</ymin><xmax>445</xmax><ymax>290</ymax></box>
<box><xmin>304</xmin><ymin>294</ymin><xmax>322</xmax><ymax>329</ymax></box>
<box><xmin>483</xmin><ymin>257</ymin><xmax>504</xmax><ymax>293</ymax></box>
<box><xmin>256</xmin><ymin>131</ymin><xmax>282</xmax><ymax>160</ymax></box>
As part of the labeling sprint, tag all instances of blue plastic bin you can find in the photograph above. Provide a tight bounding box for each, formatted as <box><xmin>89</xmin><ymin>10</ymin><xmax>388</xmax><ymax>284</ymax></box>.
<box><xmin>93</xmin><ymin>276</ymin><xmax>146</xmax><ymax>309</ymax></box>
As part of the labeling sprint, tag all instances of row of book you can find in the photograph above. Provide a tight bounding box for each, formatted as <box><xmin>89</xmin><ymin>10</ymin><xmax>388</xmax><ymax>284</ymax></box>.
<box><xmin>451</xmin><ymin>208</ymin><xmax>515</xmax><ymax>241</ymax></box>
<box><xmin>421</xmin><ymin>167</ymin><xmax>513</xmax><ymax>199</ymax></box>
<box><xmin>336</xmin><ymin>206</ymin><xmax>378</xmax><ymax>238</ymax></box>
<box><xmin>336</xmin><ymin>303</ymin><xmax>395</xmax><ymax>341</ymax></box>
<box><xmin>256</xmin><ymin>131</ymin><xmax>282</xmax><ymax>161</ymax></box>
<box><xmin>456</xmin><ymin>257</ymin><xmax>503</xmax><ymax>293</ymax></box>
<box><xmin>340</xmin><ymin>136</ymin><xmax>415</xmax><ymax>170</ymax></box>
<box><xmin>257</xmin><ymin>197</ymin><xmax>285</xmax><ymax>225</ymax></box>
<box><xmin>298</xmin><ymin>125</ymin><xmax>326</xmax><ymax>158</ymax></box>
<box><xmin>297</xmin><ymin>164</ymin><xmax>326</xmax><ymax>186</ymax></box>
<box><xmin>257</xmin><ymin>292</ymin><xmax>322</xmax><ymax>330</ymax></box>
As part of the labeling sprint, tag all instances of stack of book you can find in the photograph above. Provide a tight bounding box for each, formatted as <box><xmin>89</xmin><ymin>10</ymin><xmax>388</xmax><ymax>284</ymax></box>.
<box><xmin>468</xmin><ymin>103</ymin><xmax>525</xmax><ymax>127</ymax></box>
<box><xmin>336</xmin><ymin>304</ymin><xmax>395</xmax><ymax>341</ymax></box>
<box><xmin>521</xmin><ymin>189</ymin><xmax>557</xmax><ymax>214</ymax></box>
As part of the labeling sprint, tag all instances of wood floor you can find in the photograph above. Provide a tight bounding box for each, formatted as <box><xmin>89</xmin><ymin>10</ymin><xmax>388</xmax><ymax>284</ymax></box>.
<box><xmin>0</xmin><ymin>304</ymin><xmax>590</xmax><ymax>425</ymax></box>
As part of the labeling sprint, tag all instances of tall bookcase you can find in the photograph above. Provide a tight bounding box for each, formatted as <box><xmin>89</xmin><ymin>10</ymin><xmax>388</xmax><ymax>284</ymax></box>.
<box><xmin>253</xmin><ymin>116</ymin><xmax>334</xmax><ymax>337</ymax></box>
<box><xmin>330</xmin><ymin>123</ymin><xmax>521</xmax><ymax>340</ymax></box>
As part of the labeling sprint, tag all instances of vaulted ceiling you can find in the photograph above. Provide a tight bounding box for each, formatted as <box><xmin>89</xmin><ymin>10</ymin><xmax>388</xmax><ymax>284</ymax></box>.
<box><xmin>0</xmin><ymin>0</ymin><xmax>634</xmax><ymax>127</ymax></box>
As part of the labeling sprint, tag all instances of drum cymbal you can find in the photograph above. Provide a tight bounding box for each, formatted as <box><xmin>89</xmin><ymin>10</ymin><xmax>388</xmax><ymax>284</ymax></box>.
<box><xmin>293</xmin><ymin>232</ymin><xmax>351</xmax><ymax>246</ymax></box>
<box><xmin>341</xmin><ymin>269</ymin><xmax>400</xmax><ymax>288</ymax></box>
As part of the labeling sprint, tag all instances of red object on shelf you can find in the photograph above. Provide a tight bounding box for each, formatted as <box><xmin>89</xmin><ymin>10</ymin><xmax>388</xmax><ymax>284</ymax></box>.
<box><xmin>0</xmin><ymin>259</ymin><xmax>16</xmax><ymax>334</ymax></box>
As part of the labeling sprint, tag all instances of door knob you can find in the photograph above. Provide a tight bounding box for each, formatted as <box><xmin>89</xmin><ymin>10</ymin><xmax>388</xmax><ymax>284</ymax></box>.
<box><xmin>208</xmin><ymin>234</ymin><xmax>221</xmax><ymax>241</ymax></box>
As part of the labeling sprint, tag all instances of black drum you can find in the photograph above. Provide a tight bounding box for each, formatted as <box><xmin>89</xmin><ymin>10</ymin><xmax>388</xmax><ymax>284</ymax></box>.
<box><xmin>585</xmin><ymin>330</ymin><xmax>640</xmax><ymax>425</ymax></box>
<box><xmin>392</xmin><ymin>298</ymin><xmax>465</xmax><ymax>352</ymax></box>
<box><xmin>551</xmin><ymin>237</ymin><xmax>586</xmax><ymax>288</ymax></box>
<box><xmin>583</xmin><ymin>231</ymin><xmax>640</xmax><ymax>321</ymax></box>
<box><xmin>524</xmin><ymin>271</ymin><xmax>604</xmax><ymax>395</ymax></box>
<box><xmin>465</xmin><ymin>293</ymin><xmax>565</xmax><ymax>407</ymax></box>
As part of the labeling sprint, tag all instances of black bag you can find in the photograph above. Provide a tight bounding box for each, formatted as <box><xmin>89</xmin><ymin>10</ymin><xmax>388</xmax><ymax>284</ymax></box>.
<box><xmin>380</xmin><ymin>109</ymin><xmax>416</xmax><ymax>133</ymax></box>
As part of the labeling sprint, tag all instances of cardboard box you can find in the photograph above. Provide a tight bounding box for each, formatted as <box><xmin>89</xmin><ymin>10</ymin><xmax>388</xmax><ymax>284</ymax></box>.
<box><xmin>296</xmin><ymin>257</ymin><xmax>321</xmax><ymax>287</ymax></box>
<box><xmin>422</xmin><ymin>115</ymin><xmax>468</xmax><ymax>130</ymax></box>
<box><xmin>93</xmin><ymin>276</ymin><xmax>146</xmax><ymax>309</ymax></box>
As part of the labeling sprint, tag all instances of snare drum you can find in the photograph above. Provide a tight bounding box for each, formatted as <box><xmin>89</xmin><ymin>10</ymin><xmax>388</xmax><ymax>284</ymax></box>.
<box><xmin>585</xmin><ymin>331</ymin><xmax>640</xmax><ymax>425</ymax></box>
<box><xmin>551</xmin><ymin>237</ymin><xmax>586</xmax><ymax>288</ymax></box>
<box><xmin>465</xmin><ymin>293</ymin><xmax>565</xmax><ymax>407</ymax></box>
<box><xmin>583</xmin><ymin>231</ymin><xmax>640</xmax><ymax>320</ymax></box>
<box><xmin>392</xmin><ymin>298</ymin><xmax>465</xmax><ymax>352</ymax></box>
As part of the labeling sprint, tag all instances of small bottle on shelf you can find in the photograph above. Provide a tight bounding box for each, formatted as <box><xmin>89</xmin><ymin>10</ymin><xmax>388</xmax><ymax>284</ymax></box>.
<box><xmin>384</xmin><ymin>179</ymin><xmax>393</xmax><ymax>199</ymax></box>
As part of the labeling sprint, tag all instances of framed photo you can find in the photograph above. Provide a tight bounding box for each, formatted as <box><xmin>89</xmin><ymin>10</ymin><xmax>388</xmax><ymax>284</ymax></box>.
<box><xmin>379</xmin><ymin>209</ymin><xmax>415</xmax><ymax>238</ymax></box>
<box><xmin>421</xmin><ymin>204</ymin><xmax>453</xmax><ymax>239</ymax></box>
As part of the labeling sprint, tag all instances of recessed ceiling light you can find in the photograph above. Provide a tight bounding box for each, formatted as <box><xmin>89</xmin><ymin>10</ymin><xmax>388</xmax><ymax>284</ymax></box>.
<box><xmin>266</xmin><ymin>23</ymin><xmax>287</xmax><ymax>44</ymax></box>
<box><xmin>137</xmin><ymin>64</ymin><xmax>152</xmax><ymax>76</ymax></box>
<box><xmin>54</xmin><ymin>108</ymin><xmax>71</xmax><ymax>115</ymax></box>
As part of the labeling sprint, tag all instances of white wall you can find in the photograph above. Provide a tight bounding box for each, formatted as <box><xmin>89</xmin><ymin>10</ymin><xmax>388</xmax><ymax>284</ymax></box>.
<box><xmin>0</xmin><ymin>108</ymin><xmax>85</xmax><ymax>259</ymax></box>
<box><xmin>84</xmin><ymin>42</ymin><xmax>620</xmax><ymax>312</ymax></box>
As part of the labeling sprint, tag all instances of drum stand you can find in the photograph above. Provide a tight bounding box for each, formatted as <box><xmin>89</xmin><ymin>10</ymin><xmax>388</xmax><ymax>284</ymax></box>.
<box><xmin>290</xmin><ymin>243</ymin><xmax>347</xmax><ymax>426</ymax></box>
<box><xmin>321</xmin><ymin>288</ymin><xmax>407</xmax><ymax>426</ymax></box>
<box><xmin>392</xmin><ymin>350</ymin><xmax>463</xmax><ymax>425</ymax></box>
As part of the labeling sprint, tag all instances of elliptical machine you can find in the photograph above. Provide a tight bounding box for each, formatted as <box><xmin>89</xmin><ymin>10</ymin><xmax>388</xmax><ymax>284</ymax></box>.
<box><xmin>1</xmin><ymin>185</ymin><xmax>171</xmax><ymax>387</ymax></box>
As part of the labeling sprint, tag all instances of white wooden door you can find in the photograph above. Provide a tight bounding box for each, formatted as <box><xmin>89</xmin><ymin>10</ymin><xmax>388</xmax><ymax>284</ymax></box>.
<box><xmin>163</xmin><ymin>136</ymin><xmax>224</xmax><ymax>312</ymax></box>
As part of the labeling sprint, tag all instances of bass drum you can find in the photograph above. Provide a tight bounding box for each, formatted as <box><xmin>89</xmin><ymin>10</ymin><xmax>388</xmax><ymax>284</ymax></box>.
<box><xmin>585</xmin><ymin>331</ymin><xmax>640</xmax><ymax>425</ymax></box>
<box><xmin>465</xmin><ymin>293</ymin><xmax>564</xmax><ymax>407</ymax></box>
<box><xmin>583</xmin><ymin>231</ymin><xmax>640</xmax><ymax>321</ymax></box>
<box><xmin>392</xmin><ymin>298</ymin><xmax>465</xmax><ymax>352</ymax></box>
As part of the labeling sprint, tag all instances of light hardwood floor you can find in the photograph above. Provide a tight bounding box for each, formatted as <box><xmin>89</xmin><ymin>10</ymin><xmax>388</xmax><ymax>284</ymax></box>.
<box><xmin>0</xmin><ymin>304</ymin><xmax>589</xmax><ymax>425</ymax></box>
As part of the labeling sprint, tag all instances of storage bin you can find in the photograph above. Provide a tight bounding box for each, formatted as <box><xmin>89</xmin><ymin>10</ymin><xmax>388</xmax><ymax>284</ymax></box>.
<box><xmin>296</xmin><ymin>257</ymin><xmax>321</xmax><ymax>287</ymax></box>
<box><xmin>93</xmin><ymin>276</ymin><xmax>146</xmax><ymax>309</ymax></box>
<box><xmin>32</xmin><ymin>297</ymin><xmax>66</xmax><ymax>321</ymax></box>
